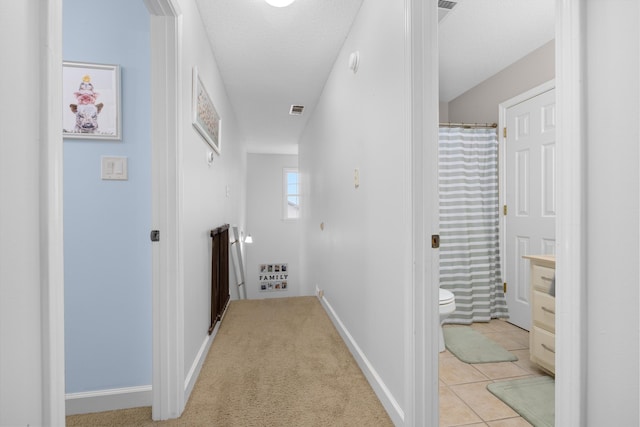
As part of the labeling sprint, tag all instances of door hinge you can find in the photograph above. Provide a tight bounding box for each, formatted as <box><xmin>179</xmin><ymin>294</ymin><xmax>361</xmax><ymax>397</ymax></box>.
<box><xmin>150</xmin><ymin>230</ymin><xmax>160</xmax><ymax>242</ymax></box>
<box><xmin>431</xmin><ymin>234</ymin><xmax>440</xmax><ymax>249</ymax></box>
<box><xmin>503</xmin><ymin>282</ymin><xmax>507</xmax><ymax>293</ymax></box>
<box><xmin>503</xmin><ymin>127</ymin><xmax>507</xmax><ymax>138</ymax></box>
<box><xmin>503</xmin><ymin>205</ymin><xmax>508</xmax><ymax>216</ymax></box>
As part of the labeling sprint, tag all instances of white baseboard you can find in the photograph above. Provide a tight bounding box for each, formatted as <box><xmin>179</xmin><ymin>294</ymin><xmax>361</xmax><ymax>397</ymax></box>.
<box><xmin>183</xmin><ymin>303</ymin><xmax>227</xmax><ymax>402</ymax></box>
<box><xmin>65</xmin><ymin>385</ymin><xmax>152</xmax><ymax>415</ymax></box>
<box><xmin>317</xmin><ymin>295</ymin><xmax>404</xmax><ymax>426</ymax></box>
<box><xmin>183</xmin><ymin>331</ymin><xmax>213</xmax><ymax>401</ymax></box>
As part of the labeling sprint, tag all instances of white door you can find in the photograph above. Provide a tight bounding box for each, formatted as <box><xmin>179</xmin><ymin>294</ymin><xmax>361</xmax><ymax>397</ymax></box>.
<box><xmin>503</xmin><ymin>87</ymin><xmax>556</xmax><ymax>330</ymax></box>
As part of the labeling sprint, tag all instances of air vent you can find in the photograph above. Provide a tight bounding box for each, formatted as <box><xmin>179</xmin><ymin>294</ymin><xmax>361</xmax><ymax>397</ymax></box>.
<box><xmin>438</xmin><ymin>0</ymin><xmax>457</xmax><ymax>22</ymax></box>
<box><xmin>289</xmin><ymin>105</ymin><xmax>304</xmax><ymax>115</ymax></box>
<box><xmin>438</xmin><ymin>0</ymin><xmax>457</xmax><ymax>10</ymax></box>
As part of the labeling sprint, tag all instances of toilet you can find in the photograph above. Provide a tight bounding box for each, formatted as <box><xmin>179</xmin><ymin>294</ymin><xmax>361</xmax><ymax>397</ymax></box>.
<box><xmin>439</xmin><ymin>288</ymin><xmax>456</xmax><ymax>352</ymax></box>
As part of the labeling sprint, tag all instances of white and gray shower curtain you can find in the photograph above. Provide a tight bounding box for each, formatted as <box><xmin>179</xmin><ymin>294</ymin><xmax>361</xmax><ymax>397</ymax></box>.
<box><xmin>439</xmin><ymin>127</ymin><xmax>509</xmax><ymax>324</ymax></box>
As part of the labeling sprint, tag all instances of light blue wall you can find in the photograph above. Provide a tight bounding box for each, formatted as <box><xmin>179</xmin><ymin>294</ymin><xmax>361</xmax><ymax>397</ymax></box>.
<box><xmin>63</xmin><ymin>0</ymin><xmax>151</xmax><ymax>393</ymax></box>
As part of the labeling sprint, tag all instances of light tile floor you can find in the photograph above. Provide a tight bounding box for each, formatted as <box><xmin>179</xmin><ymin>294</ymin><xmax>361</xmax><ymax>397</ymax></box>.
<box><xmin>439</xmin><ymin>319</ymin><xmax>552</xmax><ymax>427</ymax></box>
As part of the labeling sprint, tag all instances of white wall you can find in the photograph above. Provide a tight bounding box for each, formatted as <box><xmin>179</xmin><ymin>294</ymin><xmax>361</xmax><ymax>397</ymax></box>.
<box><xmin>179</xmin><ymin>0</ymin><xmax>248</xmax><ymax>389</ymax></box>
<box><xmin>245</xmin><ymin>154</ymin><xmax>300</xmax><ymax>300</ymax></box>
<box><xmin>584</xmin><ymin>1</ymin><xmax>639</xmax><ymax>424</ymax></box>
<box><xmin>299</xmin><ymin>0</ymin><xmax>407</xmax><ymax>422</ymax></box>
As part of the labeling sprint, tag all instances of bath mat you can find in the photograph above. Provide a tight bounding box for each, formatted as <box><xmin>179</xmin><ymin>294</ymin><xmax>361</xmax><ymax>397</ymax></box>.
<box><xmin>487</xmin><ymin>376</ymin><xmax>555</xmax><ymax>427</ymax></box>
<box><xmin>443</xmin><ymin>326</ymin><xmax>517</xmax><ymax>363</ymax></box>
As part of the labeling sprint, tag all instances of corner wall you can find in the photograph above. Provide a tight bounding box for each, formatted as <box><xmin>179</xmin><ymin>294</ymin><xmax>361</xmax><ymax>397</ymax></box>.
<box><xmin>299</xmin><ymin>0</ymin><xmax>407</xmax><ymax>422</ymax></box>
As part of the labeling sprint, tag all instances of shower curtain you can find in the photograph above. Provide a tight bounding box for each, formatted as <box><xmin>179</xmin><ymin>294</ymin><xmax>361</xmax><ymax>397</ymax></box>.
<box><xmin>439</xmin><ymin>126</ymin><xmax>509</xmax><ymax>324</ymax></box>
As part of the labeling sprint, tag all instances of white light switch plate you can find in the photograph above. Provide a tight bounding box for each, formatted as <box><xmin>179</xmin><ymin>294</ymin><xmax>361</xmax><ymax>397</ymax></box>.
<box><xmin>101</xmin><ymin>156</ymin><xmax>128</xmax><ymax>180</ymax></box>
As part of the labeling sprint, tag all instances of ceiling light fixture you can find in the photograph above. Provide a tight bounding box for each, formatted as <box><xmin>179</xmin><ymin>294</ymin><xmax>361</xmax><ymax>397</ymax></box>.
<box><xmin>264</xmin><ymin>0</ymin><xmax>296</xmax><ymax>7</ymax></box>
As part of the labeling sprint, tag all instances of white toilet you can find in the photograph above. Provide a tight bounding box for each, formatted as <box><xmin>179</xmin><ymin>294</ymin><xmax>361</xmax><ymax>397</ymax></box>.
<box><xmin>439</xmin><ymin>288</ymin><xmax>456</xmax><ymax>352</ymax></box>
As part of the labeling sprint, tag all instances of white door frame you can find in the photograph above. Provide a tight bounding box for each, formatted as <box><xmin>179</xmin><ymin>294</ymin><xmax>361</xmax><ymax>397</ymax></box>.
<box><xmin>144</xmin><ymin>0</ymin><xmax>186</xmax><ymax>420</ymax></box>
<box><xmin>42</xmin><ymin>0</ymin><xmax>586</xmax><ymax>425</ymax></box>
<box><xmin>41</xmin><ymin>0</ymin><xmax>66</xmax><ymax>425</ymax></box>
<box><xmin>498</xmin><ymin>79</ymin><xmax>555</xmax><ymax>331</ymax></box>
<box><xmin>405</xmin><ymin>0</ymin><xmax>440</xmax><ymax>425</ymax></box>
<box><xmin>554</xmin><ymin>0</ymin><xmax>586</xmax><ymax>424</ymax></box>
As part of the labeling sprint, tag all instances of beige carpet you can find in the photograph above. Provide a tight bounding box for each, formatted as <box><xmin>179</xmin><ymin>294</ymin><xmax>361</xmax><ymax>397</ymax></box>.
<box><xmin>66</xmin><ymin>296</ymin><xmax>393</xmax><ymax>426</ymax></box>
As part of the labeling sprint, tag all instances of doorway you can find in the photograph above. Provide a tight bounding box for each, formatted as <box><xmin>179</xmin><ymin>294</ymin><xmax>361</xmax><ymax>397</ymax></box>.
<box><xmin>437</xmin><ymin>2</ymin><xmax>559</xmax><ymax>425</ymax></box>
<box><xmin>62</xmin><ymin>0</ymin><xmax>153</xmax><ymax>416</ymax></box>
<box><xmin>435</xmin><ymin>1</ymin><xmax>585</xmax><ymax>425</ymax></box>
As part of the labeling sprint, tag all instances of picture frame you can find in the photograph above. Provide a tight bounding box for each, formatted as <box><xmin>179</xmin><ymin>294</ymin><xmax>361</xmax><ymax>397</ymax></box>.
<box><xmin>63</xmin><ymin>61</ymin><xmax>121</xmax><ymax>140</ymax></box>
<box><xmin>192</xmin><ymin>67</ymin><xmax>222</xmax><ymax>154</ymax></box>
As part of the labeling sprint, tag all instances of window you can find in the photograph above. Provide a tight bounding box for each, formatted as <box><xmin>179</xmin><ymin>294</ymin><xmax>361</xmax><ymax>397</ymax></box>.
<box><xmin>283</xmin><ymin>168</ymin><xmax>299</xmax><ymax>220</ymax></box>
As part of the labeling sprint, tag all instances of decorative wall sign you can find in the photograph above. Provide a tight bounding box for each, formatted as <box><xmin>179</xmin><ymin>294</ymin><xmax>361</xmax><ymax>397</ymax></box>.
<box><xmin>259</xmin><ymin>263</ymin><xmax>288</xmax><ymax>292</ymax></box>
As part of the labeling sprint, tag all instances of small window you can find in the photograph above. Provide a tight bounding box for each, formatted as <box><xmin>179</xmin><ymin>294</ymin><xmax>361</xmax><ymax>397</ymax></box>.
<box><xmin>283</xmin><ymin>168</ymin><xmax>299</xmax><ymax>220</ymax></box>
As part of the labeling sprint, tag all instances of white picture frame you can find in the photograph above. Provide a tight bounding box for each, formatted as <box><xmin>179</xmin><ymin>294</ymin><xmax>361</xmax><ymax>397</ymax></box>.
<box><xmin>192</xmin><ymin>67</ymin><xmax>222</xmax><ymax>153</ymax></box>
<box><xmin>63</xmin><ymin>61</ymin><xmax>121</xmax><ymax>140</ymax></box>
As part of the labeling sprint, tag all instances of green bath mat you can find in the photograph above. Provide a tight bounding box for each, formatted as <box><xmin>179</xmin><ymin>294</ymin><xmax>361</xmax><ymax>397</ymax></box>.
<box><xmin>443</xmin><ymin>326</ymin><xmax>517</xmax><ymax>363</ymax></box>
<box><xmin>487</xmin><ymin>376</ymin><xmax>555</xmax><ymax>427</ymax></box>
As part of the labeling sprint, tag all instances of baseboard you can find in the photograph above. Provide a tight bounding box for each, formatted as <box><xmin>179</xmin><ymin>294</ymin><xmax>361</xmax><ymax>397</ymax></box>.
<box><xmin>317</xmin><ymin>295</ymin><xmax>404</xmax><ymax>425</ymax></box>
<box><xmin>183</xmin><ymin>303</ymin><xmax>227</xmax><ymax>402</ymax></box>
<box><xmin>65</xmin><ymin>385</ymin><xmax>152</xmax><ymax>415</ymax></box>
<box><xmin>183</xmin><ymin>331</ymin><xmax>213</xmax><ymax>401</ymax></box>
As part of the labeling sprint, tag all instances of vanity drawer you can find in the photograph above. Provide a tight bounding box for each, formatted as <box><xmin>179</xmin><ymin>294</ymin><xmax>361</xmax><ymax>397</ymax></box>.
<box><xmin>532</xmin><ymin>290</ymin><xmax>555</xmax><ymax>332</ymax></box>
<box><xmin>531</xmin><ymin>326</ymin><xmax>556</xmax><ymax>374</ymax></box>
<box><xmin>531</xmin><ymin>264</ymin><xmax>555</xmax><ymax>293</ymax></box>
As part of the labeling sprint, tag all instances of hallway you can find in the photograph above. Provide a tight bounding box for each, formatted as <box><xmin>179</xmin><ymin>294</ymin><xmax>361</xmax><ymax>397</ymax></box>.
<box><xmin>66</xmin><ymin>297</ymin><xmax>392</xmax><ymax>426</ymax></box>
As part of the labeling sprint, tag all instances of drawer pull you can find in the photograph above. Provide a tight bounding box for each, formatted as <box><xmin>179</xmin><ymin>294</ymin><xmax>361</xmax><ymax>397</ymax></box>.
<box><xmin>541</xmin><ymin>306</ymin><xmax>555</xmax><ymax>315</ymax></box>
<box><xmin>541</xmin><ymin>276</ymin><xmax>553</xmax><ymax>282</ymax></box>
<box><xmin>541</xmin><ymin>343</ymin><xmax>556</xmax><ymax>354</ymax></box>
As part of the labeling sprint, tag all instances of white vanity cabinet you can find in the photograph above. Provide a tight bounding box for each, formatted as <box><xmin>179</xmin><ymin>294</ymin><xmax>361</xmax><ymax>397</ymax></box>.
<box><xmin>524</xmin><ymin>255</ymin><xmax>556</xmax><ymax>375</ymax></box>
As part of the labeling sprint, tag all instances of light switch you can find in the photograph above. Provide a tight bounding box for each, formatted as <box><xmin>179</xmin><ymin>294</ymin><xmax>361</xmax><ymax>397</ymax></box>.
<box><xmin>101</xmin><ymin>156</ymin><xmax>128</xmax><ymax>180</ymax></box>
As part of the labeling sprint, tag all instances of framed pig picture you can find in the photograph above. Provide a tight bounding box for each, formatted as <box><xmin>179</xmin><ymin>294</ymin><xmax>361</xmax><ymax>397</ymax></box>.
<box><xmin>63</xmin><ymin>61</ymin><xmax>121</xmax><ymax>140</ymax></box>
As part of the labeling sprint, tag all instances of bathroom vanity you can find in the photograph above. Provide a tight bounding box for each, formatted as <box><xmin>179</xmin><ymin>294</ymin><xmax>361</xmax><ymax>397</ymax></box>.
<box><xmin>524</xmin><ymin>255</ymin><xmax>556</xmax><ymax>375</ymax></box>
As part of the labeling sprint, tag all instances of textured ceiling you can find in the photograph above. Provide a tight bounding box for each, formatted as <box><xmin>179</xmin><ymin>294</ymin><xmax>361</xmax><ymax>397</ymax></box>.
<box><xmin>195</xmin><ymin>0</ymin><xmax>364</xmax><ymax>154</ymax></box>
<box><xmin>439</xmin><ymin>0</ymin><xmax>555</xmax><ymax>102</ymax></box>
<box><xmin>195</xmin><ymin>0</ymin><xmax>554</xmax><ymax>154</ymax></box>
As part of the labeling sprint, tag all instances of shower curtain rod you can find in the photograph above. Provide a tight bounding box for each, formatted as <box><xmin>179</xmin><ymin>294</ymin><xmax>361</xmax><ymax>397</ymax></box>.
<box><xmin>439</xmin><ymin>122</ymin><xmax>498</xmax><ymax>129</ymax></box>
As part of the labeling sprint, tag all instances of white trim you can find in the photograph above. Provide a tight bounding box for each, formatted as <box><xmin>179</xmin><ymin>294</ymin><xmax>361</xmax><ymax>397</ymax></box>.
<box><xmin>183</xmin><ymin>329</ymin><xmax>214</xmax><ymax>402</ymax></box>
<box><xmin>499</xmin><ymin>80</ymin><xmax>555</xmax><ymax>111</ymax></box>
<box><xmin>41</xmin><ymin>0</ymin><xmax>66</xmax><ymax>425</ymax></box>
<box><xmin>65</xmin><ymin>386</ymin><xmax>152</xmax><ymax>415</ymax></box>
<box><xmin>406</xmin><ymin>0</ymin><xmax>440</xmax><ymax>426</ymax></box>
<box><xmin>555</xmin><ymin>0</ymin><xmax>586</xmax><ymax>425</ymax></box>
<box><xmin>146</xmin><ymin>0</ymin><xmax>185</xmax><ymax>421</ymax></box>
<box><xmin>317</xmin><ymin>295</ymin><xmax>404</xmax><ymax>426</ymax></box>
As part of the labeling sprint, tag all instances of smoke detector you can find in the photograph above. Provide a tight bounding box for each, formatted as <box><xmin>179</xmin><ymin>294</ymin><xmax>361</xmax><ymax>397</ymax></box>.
<box><xmin>289</xmin><ymin>105</ymin><xmax>304</xmax><ymax>115</ymax></box>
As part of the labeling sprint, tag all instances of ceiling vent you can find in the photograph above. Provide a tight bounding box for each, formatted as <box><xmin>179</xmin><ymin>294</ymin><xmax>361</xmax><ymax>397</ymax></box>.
<box><xmin>438</xmin><ymin>0</ymin><xmax>457</xmax><ymax>22</ymax></box>
<box><xmin>438</xmin><ymin>0</ymin><xmax>457</xmax><ymax>10</ymax></box>
<box><xmin>289</xmin><ymin>105</ymin><xmax>304</xmax><ymax>115</ymax></box>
